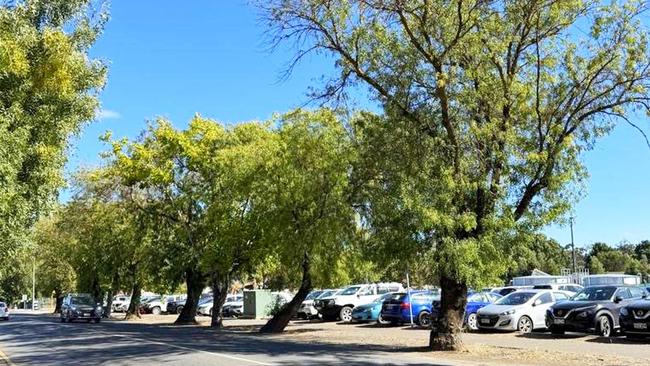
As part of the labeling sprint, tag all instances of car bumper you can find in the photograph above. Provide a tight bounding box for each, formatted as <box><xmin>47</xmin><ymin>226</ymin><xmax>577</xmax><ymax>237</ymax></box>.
<box><xmin>546</xmin><ymin>314</ymin><xmax>596</xmax><ymax>333</ymax></box>
<box><xmin>351</xmin><ymin>310</ymin><xmax>376</xmax><ymax>322</ymax></box>
<box><xmin>620</xmin><ymin>316</ymin><xmax>650</xmax><ymax>335</ymax></box>
<box><xmin>298</xmin><ymin>305</ymin><xmax>318</xmax><ymax>317</ymax></box>
<box><xmin>317</xmin><ymin>305</ymin><xmax>342</xmax><ymax>318</ymax></box>
<box><xmin>476</xmin><ymin>314</ymin><xmax>518</xmax><ymax>331</ymax></box>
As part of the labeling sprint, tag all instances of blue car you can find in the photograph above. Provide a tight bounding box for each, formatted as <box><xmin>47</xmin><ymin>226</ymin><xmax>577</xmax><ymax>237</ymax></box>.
<box><xmin>380</xmin><ymin>290</ymin><xmax>439</xmax><ymax>326</ymax></box>
<box><xmin>431</xmin><ymin>291</ymin><xmax>502</xmax><ymax>330</ymax></box>
<box><xmin>351</xmin><ymin>292</ymin><xmax>403</xmax><ymax>323</ymax></box>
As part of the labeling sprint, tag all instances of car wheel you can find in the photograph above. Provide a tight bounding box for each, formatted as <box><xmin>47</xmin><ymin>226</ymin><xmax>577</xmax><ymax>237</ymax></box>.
<box><xmin>466</xmin><ymin>313</ymin><xmax>478</xmax><ymax>331</ymax></box>
<box><xmin>151</xmin><ymin>306</ymin><xmax>162</xmax><ymax>316</ymax></box>
<box><xmin>597</xmin><ymin>315</ymin><xmax>612</xmax><ymax>337</ymax></box>
<box><xmin>339</xmin><ymin>306</ymin><xmax>353</xmax><ymax>322</ymax></box>
<box><xmin>176</xmin><ymin>306</ymin><xmax>184</xmax><ymax>315</ymax></box>
<box><xmin>418</xmin><ymin>311</ymin><xmax>431</xmax><ymax>327</ymax></box>
<box><xmin>517</xmin><ymin>316</ymin><xmax>533</xmax><ymax>334</ymax></box>
<box><xmin>377</xmin><ymin>313</ymin><xmax>390</xmax><ymax>326</ymax></box>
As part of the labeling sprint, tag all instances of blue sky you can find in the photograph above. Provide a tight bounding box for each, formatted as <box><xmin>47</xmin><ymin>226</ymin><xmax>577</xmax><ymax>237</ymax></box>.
<box><xmin>68</xmin><ymin>0</ymin><xmax>650</xmax><ymax>249</ymax></box>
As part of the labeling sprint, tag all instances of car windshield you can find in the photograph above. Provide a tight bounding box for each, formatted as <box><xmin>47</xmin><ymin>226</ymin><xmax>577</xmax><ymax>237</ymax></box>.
<box><xmin>495</xmin><ymin>292</ymin><xmax>535</xmax><ymax>305</ymax></box>
<box><xmin>374</xmin><ymin>292</ymin><xmax>401</xmax><ymax>303</ymax></box>
<box><xmin>317</xmin><ymin>290</ymin><xmax>336</xmax><ymax>298</ymax></box>
<box><xmin>306</xmin><ymin>291</ymin><xmax>323</xmax><ymax>300</ymax></box>
<box><xmin>72</xmin><ymin>296</ymin><xmax>95</xmax><ymax>306</ymax></box>
<box><xmin>198</xmin><ymin>297</ymin><xmax>213</xmax><ymax>305</ymax></box>
<box><xmin>339</xmin><ymin>286</ymin><xmax>362</xmax><ymax>296</ymax></box>
<box><xmin>572</xmin><ymin>287</ymin><xmax>615</xmax><ymax>301</ymax></box>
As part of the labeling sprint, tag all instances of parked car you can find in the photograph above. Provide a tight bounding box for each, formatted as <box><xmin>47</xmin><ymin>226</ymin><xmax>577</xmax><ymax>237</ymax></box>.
<box><xmin>0</xmin><ymin>302</ymin><xmax>9</xmax><ymax>321</ymax></box>
<box><xmin>315</xmin><ymin>283</ymin><xmax>405</xmax><ymax>322</ymax></box>
<box><xmin>112</xmin><ymin>295</ymin><xmax>130</xmax><ymax>312</ymax></box>
<box><xmin>533</xmin><ymin>284</ymin><xmax>583</xmax><ymax>294</ymax></box>
<box><xmin>167</xmin><ymin>294</ymin><xmax>210</xmax><ymax>315</ymax></box>
<box><xmin>546</xmin><ymin>285</ymin><xmax>647</xmax><ymax>337</ymax></box>
<box><xmin>491</xmin><ymin>286</ymin><xmax>527</xmax><ymax>297</ymax></box>
<box><xmin>620</xmin><ymin>295</ymin><xmax>650</xmax><ymax>338</ymax></box>
<box><xmin>381</xmin><ymin>290</ymin><xmax>438</xmax><ymax>326</ymax></box>
<box><xmin>60</xmin><ymin>293</ymin><xmax>102</xmax><ymax>323</ymax></box>
<box><xmin>222</xmin><ymin>296</ymin><xmax>243</xmax><ymax>318</ymax></box>
<box><xmin>477</xmin><ymin>289</ymin><xmax>571</xmax><ymax>333</ymax></box>
<box><xmin>139</xmin><ymin>296</ymin><xmax>166</xmax><ymax>315</ymax></box>
<box><xmin>198</xmin><ymin>294</ymin><xmax>242</xmax><ymax>316</ymax></box>
<box><xmin>352</xmin><ymin>292</ymin><xmax>403</xmax><ymax>324</ymax></box>
<box><xmin>296</xmin><ymin>290</ymin><xmax>325</xmax><ymax>319</ymax></box>
<box><xmin>459</xmin><ymin>291</ymin><xmax>504</xmax><ymax>330</ymax></box>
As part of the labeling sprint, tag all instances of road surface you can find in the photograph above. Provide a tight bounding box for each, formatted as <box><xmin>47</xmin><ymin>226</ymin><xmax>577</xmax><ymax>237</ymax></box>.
<box><xmin>0</xmin><ymin>312</ymin><xmax>470</xmax><ymax>366</ymax></box>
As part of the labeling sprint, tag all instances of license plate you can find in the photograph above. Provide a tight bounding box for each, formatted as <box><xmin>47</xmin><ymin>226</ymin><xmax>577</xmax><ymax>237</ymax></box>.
<box><xmin>83</xmin><ymin>313</ymin><xmax>90</xmax><ymax>317</ymax></box>
<box><xmin>633</xmin><ymin>323</ymin><xmax>648</xmax><ymax>330</ymax></box>
<box><xmin>480</xmin><ymin>318</ymin><xmax>489</xmax><ymax>324</ymax></box>
<box><xmin>554</xmin><ymin>319</ymin><xmax>565</xmax><ymax>325</ymax></box>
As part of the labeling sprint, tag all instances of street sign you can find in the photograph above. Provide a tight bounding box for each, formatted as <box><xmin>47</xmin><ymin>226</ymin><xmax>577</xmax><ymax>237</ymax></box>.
<box><xmin>21</xmin><ymin>294</ymin><xmax>27</xmax><ymax>301</ymax></box>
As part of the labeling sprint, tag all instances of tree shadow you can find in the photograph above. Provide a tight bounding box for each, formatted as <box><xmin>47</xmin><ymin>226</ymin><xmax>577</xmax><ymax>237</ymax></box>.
<box><xmin>0</xmin><ymin>313</ymin><xmax>442</xmax><ymax>366</ymax></box>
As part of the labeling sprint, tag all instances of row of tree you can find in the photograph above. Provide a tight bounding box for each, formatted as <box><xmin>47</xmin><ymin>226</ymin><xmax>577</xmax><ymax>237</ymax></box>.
<box><xmin>2</xmin><ymin>0</ymin><xmax>649</xmax><ymax>352</ymax></box>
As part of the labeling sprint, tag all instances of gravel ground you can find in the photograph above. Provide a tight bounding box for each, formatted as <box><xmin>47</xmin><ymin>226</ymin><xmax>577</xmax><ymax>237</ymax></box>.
<box><xmin>113</xmin><ymin>313</ymin><xmax>650</xmax><ymax>366</ymax></box>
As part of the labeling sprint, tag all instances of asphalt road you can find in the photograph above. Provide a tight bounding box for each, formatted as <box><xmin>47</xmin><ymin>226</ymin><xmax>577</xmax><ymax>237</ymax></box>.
<box><xmin>0</xmin><ymin>312</ymin><xmax>468</xmax><ymax>366</ymax></box>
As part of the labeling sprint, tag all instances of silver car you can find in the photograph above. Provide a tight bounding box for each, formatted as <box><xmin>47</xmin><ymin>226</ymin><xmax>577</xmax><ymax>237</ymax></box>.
<box><xmin>0</xmin><ymin>302</ymin><xmax>9</xmax><ymax>321</ymax></box>
<box><xmin>477</xmin><ymin>289</ymin><xmax>572</xmax><ymax>333</ymax></box>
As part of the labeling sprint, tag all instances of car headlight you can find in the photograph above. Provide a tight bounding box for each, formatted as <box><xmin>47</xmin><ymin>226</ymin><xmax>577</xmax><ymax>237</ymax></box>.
<box><xmin>576</xmin><ymin>311</ymin><xmax>588</xmax><ymax>319</ymax></box>
<box><xmin>70</xmin><ymin>306</ymin><xmax>77</xmax><ymax>311</ymax></box>
<box><xmin>500</xmin><ymin>309</ymin><xmax>516</xmax><ymax>316</ymax></box>
<box><xmin>96</xmin><ymin>306</ymin><xmax>103</xmax><ymax>312</ymax></box>
<box><xmin>620</xmin><ymin>307</ymin><xmax>629</xmax><ymax>316</ymax></box>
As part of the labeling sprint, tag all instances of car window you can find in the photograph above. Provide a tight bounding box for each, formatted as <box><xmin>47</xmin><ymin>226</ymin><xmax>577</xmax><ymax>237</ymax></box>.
<box><xmin>72</xmin><ymin>296</ymin><xmax>95</xmax><ymax>306</ymax></box>
<box><xmin>358</xmin><ymin>286</ymin><xmax>374</xmax><ymax>296</ymax></box>
<box><xmin>377</xmin><ymin>286</ymin><xmax>390</xmax><ymax>294</ymax></box>
<box><xmin>573</xmin><ymin>287</ymin><xmax>616</xmax><ymax>301</ymax></box>
<box><xmin>486</xmin><ymin>293</ymin><xmax>502</xmax><ymax>302</ymax></box>
<box><xmin>0</xmin><ymin>302</ymin><xmax>5</xmax><ymax>308</ymax></box>
<box><xmin>467</xmin><ymin>293</ymin><xmax>485</xmax><ymax>303</ymax></box>
<box><xmin>629</xmin><ymin>287</ymin><xmax>645</xmax><ymax>298</ymax></box>
<box><xmin>537</xmin><ymin>292</ymin><xmax>553</xmax><ymax>304</ymax></box>
<box><xmin>496</xmin><ymin>292</ymin><xmax>535</xmax><ymax>305</ymax></box>
<box><xmin>339</xmin><ymin>286</ymin><xmax>361</xmax><ymax>296</ymax></box>
<box><xmin>616</xmin><ymin>288</ymin><xmax>632</xmax><ymax>299</ymax></box>
<box><xmin>553</xmin><ymin>292</ymin><xmax>569</xmax><ymax>301</ymax></box>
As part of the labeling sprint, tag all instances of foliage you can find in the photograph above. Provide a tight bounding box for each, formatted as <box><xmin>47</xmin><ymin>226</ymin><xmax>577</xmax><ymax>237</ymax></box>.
<box><xmin>0</xmin><ymin>0</ymin><xmax>107</xmax><ymax>265</ymax></box>
<box><xmin>260</xmin><ymin>0</ymin><xmax>650</xmax><ymax>349</ymax></box>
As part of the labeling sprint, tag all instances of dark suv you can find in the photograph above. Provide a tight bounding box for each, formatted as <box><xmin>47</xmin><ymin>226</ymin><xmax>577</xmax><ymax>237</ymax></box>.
<box><xmin>620</xmin><ymin>296</ymin><xmax>650</xmax><ymax>338</ymax></box>
<box><xmin>60</xmin><ymin>293</ymin><xmax>102</xmax><ymax>323</ymax></box>
<box><xmin>546</xmin><ymin>285</ymin><xmax>646</xmax><ymax>337</ymax></box>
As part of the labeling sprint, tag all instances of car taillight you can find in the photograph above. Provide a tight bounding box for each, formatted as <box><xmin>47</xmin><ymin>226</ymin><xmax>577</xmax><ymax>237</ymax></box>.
<box><xmin>400</xmin><ymin>302</ymin><xmax>410</xmax><ymax>310</ymax></box>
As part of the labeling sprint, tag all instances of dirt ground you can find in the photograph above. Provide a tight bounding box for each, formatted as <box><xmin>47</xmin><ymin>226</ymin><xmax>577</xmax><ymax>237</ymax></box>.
<box><xmin>115</xmin><ymin>313</ymin><xmax>650</xmax><ymax>366</ymax></box>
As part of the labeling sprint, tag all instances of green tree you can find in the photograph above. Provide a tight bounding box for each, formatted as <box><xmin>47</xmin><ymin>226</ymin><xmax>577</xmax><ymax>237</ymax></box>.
<box><xmin>588</xmin><ymin>256</ymin><xmax>605</xmax><ymax>275</ymax></box>
<box><xmin>0</xmin><ymin>0</ymin><xmax>107</xmax><ymax>265</ymax></box>
<box><xmin>260</xmin><ymin>109</ymin><xmax>357</xmax><ymax>333</ymax></box>
<box><xmin>260</xmin><ymin>0</ymin><xmax>650</xmax><ymax>350</ymax></box>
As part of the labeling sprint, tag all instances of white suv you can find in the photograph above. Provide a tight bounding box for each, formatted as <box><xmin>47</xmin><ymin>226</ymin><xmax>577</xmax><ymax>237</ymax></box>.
<box><xmin>315</xmin><ymin>283</ymin><xmax>404</xmax><ymax>322</ymax></box>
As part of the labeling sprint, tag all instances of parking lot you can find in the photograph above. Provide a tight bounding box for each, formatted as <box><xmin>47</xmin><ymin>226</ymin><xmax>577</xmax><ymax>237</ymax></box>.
<box><xmin>83</xmin><ymin>315</ymin><xmax>650</xmax><ymax>365</ymax></box>
<box><xmin>4</xmin><ymin>310</ymin><xmax>646</xmax><ymax>366</ymax></box>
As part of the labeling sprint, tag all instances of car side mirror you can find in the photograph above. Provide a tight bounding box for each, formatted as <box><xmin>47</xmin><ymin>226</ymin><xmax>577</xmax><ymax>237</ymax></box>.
<box><xmin>614</xmin><ymin>296</ymin><xmax>623</xmax><ymax>303</ymax></box>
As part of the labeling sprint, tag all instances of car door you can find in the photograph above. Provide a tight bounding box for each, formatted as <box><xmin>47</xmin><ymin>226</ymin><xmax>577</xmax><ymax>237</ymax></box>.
<box><xmin>357</xmin><ymin>285</ymin><xmax>376</xmax><ymax>305</ymax></box>
<box><xmin>531</xmin><ymin>292</ymin><xmax>554</xmax><ymax>328</ymax></box>
<box><xmin>612</xmin><ymin>288</ymin><xmax>633</xmax><ymax>325</ymax></box>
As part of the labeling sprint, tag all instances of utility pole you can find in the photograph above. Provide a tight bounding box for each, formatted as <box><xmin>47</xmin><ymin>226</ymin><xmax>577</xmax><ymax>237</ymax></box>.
<box><xmin>570</xmin><ymin>216</ymin><xmax>577</xmax><ymax>278</ymax></box>
<box><xmin>32</xmin><ymin>257</ymin><xmax>35</xmax><ymax>311</ymax></box>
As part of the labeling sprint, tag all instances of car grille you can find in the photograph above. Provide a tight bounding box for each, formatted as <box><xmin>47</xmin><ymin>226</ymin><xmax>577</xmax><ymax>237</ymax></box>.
<box><xmin>553</xmin><ymin>308</ymin><xmax>568</xmax><ymax>318</ymax></box>
<box><xmin>478</xmin><ymin>315</ymin><xmax>499</xmax><ymax>326</ymax></box>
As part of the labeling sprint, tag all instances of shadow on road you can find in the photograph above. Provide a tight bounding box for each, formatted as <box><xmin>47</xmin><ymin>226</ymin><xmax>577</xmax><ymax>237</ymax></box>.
<box><xmin>0</xmin><ymin>313</ymin><xmax>445</xmax><ymax>366</ymax></box>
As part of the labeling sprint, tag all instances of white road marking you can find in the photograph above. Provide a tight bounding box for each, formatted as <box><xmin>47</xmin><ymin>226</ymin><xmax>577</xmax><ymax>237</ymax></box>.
<box><xmin>106</xmin><ymin>333</ymin><xmax>274</xmax><ymax>366</ymax></box>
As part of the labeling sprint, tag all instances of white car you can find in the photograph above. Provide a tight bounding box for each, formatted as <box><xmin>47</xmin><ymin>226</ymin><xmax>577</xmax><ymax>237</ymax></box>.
<box><xmin>477</xmin><ymin>289</ymin><xmax>573</xmax><ymax>333</ymax></box>
<box><xmin>315</xmin><ymin>283</ymin><xmax>405</xmax><ymax>322</ymax></box>
<box><xmin>198</xmin><ymin>294</ymin><xmax>242</xmax><ymax>316</ymax></box>
<box><xmin>0</xmin><ymin>302</ymin><xmax>9</xmax><ymax>320</ymax></box>
<box><xmin>112</xmin><ymin>295</ymin><xmax>131</xmax><ymax>312</ymax></box>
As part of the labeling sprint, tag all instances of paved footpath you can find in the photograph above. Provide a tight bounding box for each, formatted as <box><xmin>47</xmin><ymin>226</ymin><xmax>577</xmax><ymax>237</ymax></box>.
<box><xmin>0</xmin><ymin>312</ymin><xmax>486</xmax><ymax>366</ymax></box>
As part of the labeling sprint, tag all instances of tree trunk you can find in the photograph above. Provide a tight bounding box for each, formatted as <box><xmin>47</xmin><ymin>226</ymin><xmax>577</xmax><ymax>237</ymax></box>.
<box><xmin>104</xmin><ymin>271</ymin><xmax>120</xmax><ymax>318</ymax></box>
<box><xmin>125</xmin><ymin>282</ymin><xmax>142</xmax><ymax>320</ymax></box>
<box><xmin>174</xmin><ymin>268</ymin><xmax>205</xmax><ymax>325</ymax></box>
<box><xmin>260</xmin><ymin>253</ymin><xmax>311</xmax><ymax>333</ymax></box>
<box><xmin>429</xmin><ymin>274</ymin><xmax>468</xmax><ymax>351</ymax></box>
<box><xmin>210</xmin><ymin>273</ymin><xmax>230</xmax><ymax>328</ymax></box>
<box><xmin>53</xmin><ymin>289</ymin><xmax>62</xmax><ymax>314</ymax></box>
